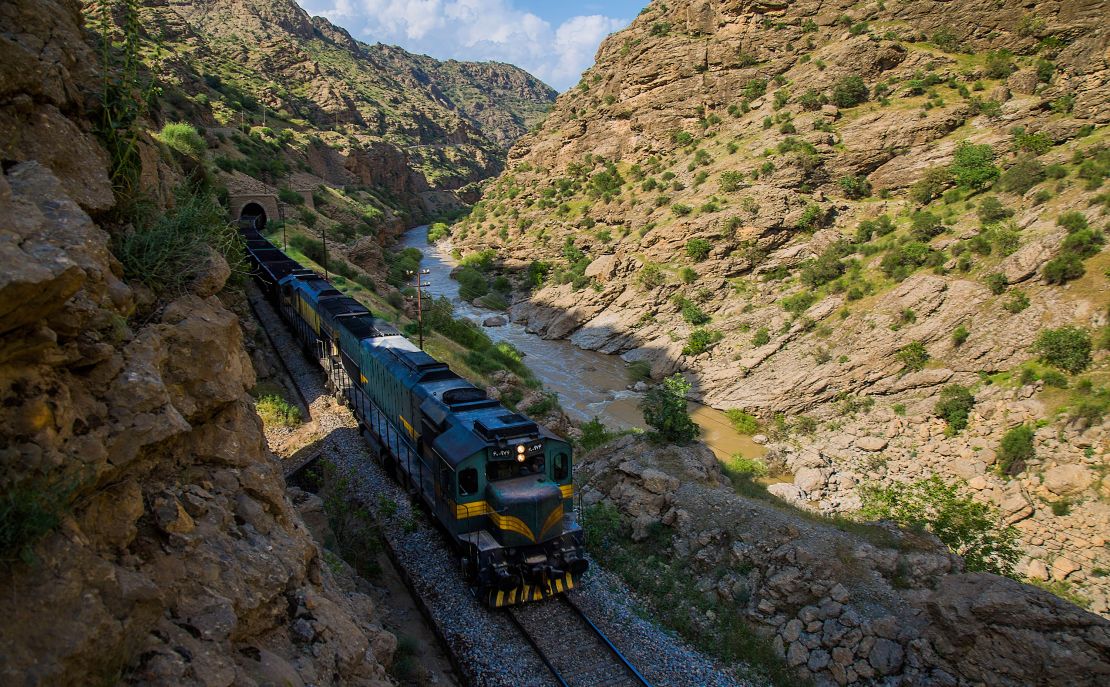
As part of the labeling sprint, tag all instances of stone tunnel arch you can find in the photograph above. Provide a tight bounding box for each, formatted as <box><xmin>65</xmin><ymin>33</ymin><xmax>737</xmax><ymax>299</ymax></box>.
<box><xmin>239</xmin><ymin>202</ymin><xmax>267</xmax><ymax>230</ymax></box>
<box><xmin>228</xmin><ymin>193</ymin><xmax>279</xmax><ymax>232</ymax></box>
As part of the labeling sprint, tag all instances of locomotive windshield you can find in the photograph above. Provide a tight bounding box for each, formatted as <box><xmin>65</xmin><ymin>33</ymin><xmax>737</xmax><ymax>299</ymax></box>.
<box><xmin>486</xmin><ymin>455</ymin><xmax>546</xmax><ymax>482</ymax></box>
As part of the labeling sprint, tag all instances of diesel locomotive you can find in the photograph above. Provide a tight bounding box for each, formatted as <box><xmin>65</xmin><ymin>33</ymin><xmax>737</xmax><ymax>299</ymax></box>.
<box><xmin>240</xmin><ymin>220</ymin><xmax>588</xmax><ymax>606</ymax></box>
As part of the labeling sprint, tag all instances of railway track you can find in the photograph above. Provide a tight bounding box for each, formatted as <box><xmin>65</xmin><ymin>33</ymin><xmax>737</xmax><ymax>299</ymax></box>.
<box><xmin>507</xmin><ymin>594</ymin><xmax>652</xmax><ymax>687</ymax></box>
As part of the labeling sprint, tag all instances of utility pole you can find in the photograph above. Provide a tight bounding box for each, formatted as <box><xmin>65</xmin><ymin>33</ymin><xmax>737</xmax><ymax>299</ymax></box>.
<box><xmin>407</xmin><ymin>268</ymin><xmax>431</xmax><ymax>349</ymax></box>
<box><xmin>321</xmin><ymin>220</ymin><xmax>329</xmax><ymax>281</ymax></box>
<box><xmin>278</xmin><ymin>201</ymin><xmax>287</xmax><ymax>250</ymax></box>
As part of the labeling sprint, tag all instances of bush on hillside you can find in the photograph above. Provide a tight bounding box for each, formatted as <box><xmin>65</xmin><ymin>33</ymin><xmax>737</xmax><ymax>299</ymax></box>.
<box><xmin>831</xmin><ymin>75</ymin><xmax>869</xmax><ymax>107</ymax></box>
<box><xmin>158</xmin><ymin>122</ymin><xmax>206</xmax><ymax>158</ymax></box>
<box><xmin>640</xmin><ymin>374</ymin><xmax>699</xmax><ymax>444</ymax></box>
<box><xmin>1033</xmin><ymin>326</ymin><xmax>1092</xmax><ymax>374</ymax></box>
<box><xmin>997</xmin><ymin>424</ymin><xmax>1035</xmax><ymax>476</ymax></box>
<box><xmin>951</xmin><ymin>142</ymin><xmax>999</xmax><ymax>190</ymax></box>
<box><xmin>860</xmin><ymin>475</ymin><xmax>1020</xmax><ymax>576</ymax></box>
<box><xmin>113</xmin><ymin>186</ymin><xmax>244</xmax><ymax>297</ymax></box>
<box><xmin>934</xmin><ymin>384</ymin><xmax>975</xmax><ymax>433</ymax></box>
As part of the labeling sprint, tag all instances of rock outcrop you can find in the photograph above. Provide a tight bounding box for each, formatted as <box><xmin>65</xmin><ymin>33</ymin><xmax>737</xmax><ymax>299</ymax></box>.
<box><xmin>580</xmin><ymin>435</ymin><xmax>1110</xmax><ymax>686</ymax></box>
<box><xmin>0</xmin><ymin>2</ymin><xmax>394</xmax><ymax>684</ymax></box>
<box><xmin>450</xmin><ymin>0</ymin><xmax>1110</xmax><ymax>610</ymax></box>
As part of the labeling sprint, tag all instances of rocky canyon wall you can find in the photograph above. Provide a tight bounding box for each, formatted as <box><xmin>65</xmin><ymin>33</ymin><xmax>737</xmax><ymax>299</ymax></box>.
<box><xmin>0</xmin><ymin>2</ymin><xmax>393</xmax><ymax>684</ymax></box>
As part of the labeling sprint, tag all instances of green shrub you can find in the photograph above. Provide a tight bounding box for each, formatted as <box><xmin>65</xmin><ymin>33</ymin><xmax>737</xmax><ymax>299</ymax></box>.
<box><xmin>897</xmin><ymin>341</ymin><xmax>929</xmax><ymax>372</ymax></box>
<box><xmin>752</xmin><ymin>327</ymin><xmax>770</xmax><ymax>346</ymax></box>
<box><xmin>672</xmin><ymin>203</ymin><xmax>693</xmax><ymax>216</ymax></box>
<box><xmin>880</xmin><ymin>242</ymin><xmax>934</xmax><ymax>280</ymax></box>
<box><xmin>934</xmin><ymin>384</ymin><xmax>975</xmax><ymax>433</ymax></box>
<box><xmin>951</xmin><ymin>142</ymin><xmax>999</xmax><ymax>190</ymax></box>
<box><xmin>997</xmin><ymin>424</ymin><xmax>1035</xmax><ymax>476</ymax></box>
<box><xmin>113</xmin><ymin>186</ymin><xmax>245</xmax><ymax>297</ymax></box>
<box><xmin>800</xmin><ymin>249</ymin><xmax>846</xmax><ymax>288</ymax></box>
<box><xmin>1012</xmin><ymin>128</ymin><xmax>1053</xmax><ymax>155</ymax></box>
<box><xmin>679</xmin><ymin>267</ymin><xmax>697</xmax><ymax>284</ymax></box>
<box><xmin>796</xmin><ymin>203</ymin><xmax>824</xmax><ymax>231</ymax></box>
<box><xmin>683</xmin><ymin>328</ymin><xmax>723</xmax><ymax>355</ymax></box>
<box><xmin>798</xmin><ymin>88</ymin><xmax>826</xmax><ymax>111</ymax></box>
<box><xmin>910</xmin><ymin>166</ymin><xmax>951</xmax><ymax>204</ymax></box>
<box><xmin>719</xmin><ymin>171</ymin><xmax>746</xmax><ymax>192</ymax></box>
<box><xmin>910</xmin><ymin>211</ymin><xmax>944</xmax><ymax>241</ymax></box>
<box><xmin>455</xmin><ymin>266</ymin><xmax>490</xmax><ymax>300</ymax></box>
<box><xmin>637</xmin><ymin>263</ymin><xmax>665</xmax><ymax>289</ymax></box>
<box><xmin>157</xmin><ymin>122</ymin><xmax>206</xmax><ymax>158</ymax></box>
<box><xmin>996</xmin><ymin>157</ymin><xmax>1046</xmax><ymax>195</ymax></box>
<box><xmin>831</xmin><ymin>75</ymin><xmax>869</xmax><ymax>107</ymax></box>
<box><xmin>860</xmin><ymin>475</ymin><xmax>1020</xmax><ymax>576</ymax></box>
<box><xmin>985</xmin><ymin>272</ymin><xmax>1008</xmax><ymax>295</ymax></box>
<box><xmin>977</xmin><ymin>196</ymin><xmax>1013</xmax><ymax>223</ymax></box>
<box><xmin>686</xmin><ymin>238</ymin><xmax>713</xmax><ymax>261</ymax></box>
<box><xmin>579</xmin><ymin>417</ymin><xmax>617</xmax><ymax>451</ymax></box>
<box><xmin>256</xmin><ymin>394</ymin><xmax>302</xmax><ymax>427</ymax></box>
<box><xmin>838</xmin><ymin>175</ymin><xmax>872</xmax><ymax>199</ymax></box>
<box><xmin>1</xmin><ymin>477</ymin><xmax>76</xmax><ymax>565</ymax></box>
<box><xmin>1033</xmin><ymin>326</ymin><xmax>1091</xmax><ymax>374</ymax></box>
<box><xmin>641</xmin><ymin>374</ymin><xmax>699</xmax><ymax>444</ymax></box>
<box><xmin>427</xmin><ymin>222</ymin><xmax>451</xmax><ymax>242</ymax></box>
<box><xmin>781</xmin><ymin>291</ymin><xmax>816</xmax><ymax>316</ymax></box>
<box><xmin>985</xmin><ymin>50</ymin><xmax>1015</xmax><ymax>79</ymax></box>
<box><xmin>725</xmin><ymin>409</ymin><xmax>761</xmax><ymax>435</ymax></box>
<box><xmin>278</xmin><ymin>187</ymin><xmax>304</xmax><ymax>205</ymax></box>
<box><xmin>676</xmin><ymin>297</ymin><xmax>710</xmax><ymax>325</ymax></box>
<box><xmin>1043</xmin><ymin>254</ymin><xmax>1085</xmax><ymax>284</ymax></box>
<box><xmin>1004</xmin><ymin>290</ymin><xmax>1030</xmax><ymax>313</ymax></box>
<box><xmin>952</xmin><ymin>325</ymin><xmax>970</xmax><ymax>346</ymax></box>
<box><xmin>1057</xmin><ymin>211</ymin><xmax>1089</xmax><ymax>233</ymax></box>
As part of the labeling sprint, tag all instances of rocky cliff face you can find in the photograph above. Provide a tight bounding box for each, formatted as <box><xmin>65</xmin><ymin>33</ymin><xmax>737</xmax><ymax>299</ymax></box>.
<box><xmin>581</xmin><ymin>435</ymin><xmax>1110</xmax><ymax>686</ymax></box>
<box><xmin>0</xmin><ymin>2</ymin><xmax>394</xmax><ymax>684</ymax></box>
<box><xmin>145</xmin><ymin>0</ymin><xmax>554</xmax><ymax>198</ymax></box>
<box><xmin>451</xmin><ymin>0</ymin><xmax>1110</xmax><ymax>610</ymax></box>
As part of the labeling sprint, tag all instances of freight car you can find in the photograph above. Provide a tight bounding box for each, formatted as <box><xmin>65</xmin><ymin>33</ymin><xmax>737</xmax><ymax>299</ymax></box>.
<box><xmin>241</xmin><ymin>224</ymin><xmax>588</xmax><ymax>606</ymax></box>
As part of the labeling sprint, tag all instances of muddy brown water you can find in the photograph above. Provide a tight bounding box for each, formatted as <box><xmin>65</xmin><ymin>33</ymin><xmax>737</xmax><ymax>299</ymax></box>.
<box><xmin>401</xmin><ymin>226</ymin><xmax>764</xmax><ymax>461</ymax></box>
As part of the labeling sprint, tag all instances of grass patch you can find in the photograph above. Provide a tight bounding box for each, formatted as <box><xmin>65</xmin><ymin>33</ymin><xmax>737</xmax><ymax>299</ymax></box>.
<box><xmin>1</xmin><ymin>477</ymin><xmax>77</xmax><ymax>566</ymax></box>
<box><xmin>255</xmin><ymin>394</ymin><xmax>302</xmax><ymax>428</ymax></box>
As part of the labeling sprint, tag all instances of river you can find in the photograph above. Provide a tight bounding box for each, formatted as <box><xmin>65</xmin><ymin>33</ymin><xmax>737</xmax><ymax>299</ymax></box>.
<box><xmin>400</xmin><ymin>226</ymin><xmax>764</xmax><ymax>461</ymax></box>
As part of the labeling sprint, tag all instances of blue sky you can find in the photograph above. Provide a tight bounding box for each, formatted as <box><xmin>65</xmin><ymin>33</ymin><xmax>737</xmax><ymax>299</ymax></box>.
<box><xmin>297</xmin><ymin>1</ymin><xmax>649</xmax><ymax>90</ymax></box>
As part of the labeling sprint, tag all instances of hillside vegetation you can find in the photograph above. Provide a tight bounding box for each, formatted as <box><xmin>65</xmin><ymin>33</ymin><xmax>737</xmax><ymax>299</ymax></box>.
<box><xmin>446</xmin><ymin>0</ymin><xmax>1110</xmax><ymax>614</ymax></box>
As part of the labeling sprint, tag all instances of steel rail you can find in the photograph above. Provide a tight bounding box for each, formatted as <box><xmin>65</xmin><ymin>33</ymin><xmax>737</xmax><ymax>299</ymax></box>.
<box><xmin>505</xmin><ymin>607</ymin><xmax>572</xmax><ymax>687</ymax></box>
<box><xmin>559</xmin><ymin>595</ymin><xmax>652</xmax><ymax>687</ymax></box>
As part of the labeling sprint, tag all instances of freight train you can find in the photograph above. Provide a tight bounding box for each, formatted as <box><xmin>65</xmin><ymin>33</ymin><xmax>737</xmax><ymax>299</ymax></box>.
<box><xmin>239</xmin><ymin>220</ymin><xmax>588</xmax><ymax>606</ymax></box>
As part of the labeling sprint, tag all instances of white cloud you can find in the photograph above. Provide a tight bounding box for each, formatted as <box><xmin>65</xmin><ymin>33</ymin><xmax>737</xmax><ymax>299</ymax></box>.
<box><xmin>298</xmin><ymin>0</ymin><xmax>628</xmax><ymax>90</ymax></box>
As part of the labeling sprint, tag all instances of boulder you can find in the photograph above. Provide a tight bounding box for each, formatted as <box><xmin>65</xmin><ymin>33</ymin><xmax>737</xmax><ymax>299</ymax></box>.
<box><xmin>855</xmin><ymin>436</ymin><xmax>888</xmax><ymax>452</ymax></box>
<box><xmin>794</xmin><ymin>467</ymin><xmax>829</xmax><ymax>492</ymax></box>
<box><xmin>482</xmin><ymin>315</ymin><xmax>508</xmax><ymax>327</ymax></box>
<box><xmin>1043</xmin><ymin>464</ymin><xmax>1093</xmax><ymax>496</ymax></box>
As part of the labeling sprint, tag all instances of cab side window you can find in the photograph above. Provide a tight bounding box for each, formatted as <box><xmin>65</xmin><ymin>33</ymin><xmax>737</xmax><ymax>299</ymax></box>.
<box><xmin>459</xmin><ymin>468</ymin><xmax>479</xmax><ymax>496</ymax></box>
<box><xmin>553</xmin><ymin>453</ymin><xmax>569</xmax><ymax>481</ymax></box>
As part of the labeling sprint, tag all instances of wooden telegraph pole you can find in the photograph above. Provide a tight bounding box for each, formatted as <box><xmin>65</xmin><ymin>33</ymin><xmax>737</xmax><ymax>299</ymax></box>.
<box><xmin>407</xmin><ymin>268</ymin><xmax>432</xmax><ymax>349</ymax></box>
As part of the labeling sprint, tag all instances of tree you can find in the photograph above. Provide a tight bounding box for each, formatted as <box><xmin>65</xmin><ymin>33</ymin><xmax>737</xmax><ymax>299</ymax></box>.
<box><xmin>831</xmin><ymin>75</ymin><xmax>869</xmax><ymax>107</ymax></box>
<box><xmin>934</xmin><ymin>384</ymin><xmax>975</xmax><ymax>433</ymax></box>
<box><xmin>860</xmin><ymin>475</ymin><xmax>1021</xmax><ymax>576</ymax></box>
<box><xmin>997</xmin><ymin>424</ymin><xmax>1035</xmax><ymax>476</ymax></box>
<box><xmin>640</xmin><ymin>374</ymin><xmax>699</xmax><ymax>444</ymax></box>
<box><xmin>1033</xmin><ymin>326</ymin><xmax>1092</xmax><ymax>374</ymax></box>
<box><xmin>950</xmin><ymin>142</ymin><xmax>1000</xmax><ymax>190</ymax></box>
<box><xmin>896</xmin><ymin>341</ymin><xmax>929</xmax><ymax>372</ymax></box>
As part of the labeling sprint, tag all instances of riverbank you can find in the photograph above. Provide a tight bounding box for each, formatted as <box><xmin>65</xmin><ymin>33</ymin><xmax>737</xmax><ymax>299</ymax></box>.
<box><xmin>401</xmin><ymin>225</ymin><xmax>765</xmax><ymax>461</ymax></box>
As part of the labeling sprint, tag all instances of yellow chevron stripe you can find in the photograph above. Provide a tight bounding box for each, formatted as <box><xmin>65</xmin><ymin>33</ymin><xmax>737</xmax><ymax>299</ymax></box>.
<box><xmin>538</xmin><ymin>505</ymin><xmax>564</xmax><ymax>541</ymax></box>
<box><xmin>488</xmin><ymin>511</ymin><xmax>536</xmax><ymax>542</ymax></box>
<box><xmin>560</xmin><ymin>484</ymin><xmax>574</xmax><ymax>499</ymax></box>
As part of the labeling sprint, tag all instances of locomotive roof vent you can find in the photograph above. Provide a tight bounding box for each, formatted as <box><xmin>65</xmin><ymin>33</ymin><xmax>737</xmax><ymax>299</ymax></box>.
<box><xmin>473</xmin><ymin>413</ymin><xmax>537</xmax><ymax>442</ymax></box>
